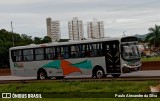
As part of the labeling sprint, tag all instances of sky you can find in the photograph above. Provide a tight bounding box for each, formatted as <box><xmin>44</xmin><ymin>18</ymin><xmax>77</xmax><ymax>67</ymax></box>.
<box><xmin>0</xmin><ymin>0</ymin><xmax>160</xmax><ymax>39</ymax></box>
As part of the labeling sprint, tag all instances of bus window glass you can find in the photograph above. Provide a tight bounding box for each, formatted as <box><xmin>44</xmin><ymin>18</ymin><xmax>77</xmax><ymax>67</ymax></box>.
<box><xmin>92</xmin><ymin>43</ymin><xmax>98</xmax><ymax>56</ymax></box>
<box><xmin>56</xmin><ymin>47</ymin><xmax>61</xmax><ymax>59</ymax></box>
<box><xmin>122</xmin><ymin>44</ymin><xmax>140</xmax><ymax>60</ymax></box>
<box><xmin>61</xmin><ymin>46</ymin><xmax>69</xmax><ymax>59</ymax></box>
<box><xmin>77</xmin><ymin>44</ymin><xmax>85</xmax><ymax>57</ymax></box>
<box><xmin>106</xmin><ymin>45</ymin><xmax>109</xmax><ymax>51</ymax></box>
<box><xmin>23</xmin><ymin>49</ymin><xmax>33</xmax><ymax>61</ymax></box>
<box><xmin>85</xmin><ymin>44</ymin><xmax>91</xmax><ymax>57</ymax></box>
<box><xmin>12</xmin><ymin>50</ymin><xmax>22</xmax><ymax>62</ymax></box>
<box><xmin>46</xmin><ymin>47</ymin><xmax>56</xmax><ymax>60</ymax></box>
<box><xmin>35</xmin><ymin>48</ymin><xmax>44</xmax><ymax>60</ymax></box>
<box><xmin>97</xmin><ymin>43</ymin><xmax>103</xmax><ymax>56</ymax></box>
<box><xmin>86</xmin><ymin>43</ymin><xmax>94</xmax><ymax>57</ymax></box>
<box><xmin>71</xmin><ymin>45</ymin><xmax>78</xmax><ymax>58</ymax></box>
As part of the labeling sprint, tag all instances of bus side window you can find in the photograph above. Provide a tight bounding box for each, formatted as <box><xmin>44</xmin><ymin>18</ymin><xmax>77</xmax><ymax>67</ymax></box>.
<box><xmin>46</xmin><ymin>47</ymin><xmax>56</xmax><ymax>60</ymax></box>
<box><xmin>56</xmin><ymin>47</ymin><xmax>61</xmax><ymax>59</ymax></box>
<box><xmin>96</xmin><ymin>43</ymin><xmax>103</xmax><ymax>56</ymax></box>
<box><xmin>12</xmin><ymin>50</ymin><xmax>22</xmax><ymax>62</ymax></box>
<box><xmin>23</xmin><ymin>49</ymin><xmax>34</xmax><ymax>61</ymax></box>
<box><xmin>85</xmin><ymin>44</ymin><xmax>90</xmax><ymax>57</ymax></box>
<box><xmin>71</xmin><ymin>46</ymin><xmax>78</xmax><ymax>58</ymax></box>
<box><xmin>91</xmin><ymin>44</ymin><xmax>97</xmax><ymax>56</ymax></box>
<box><xmin>35</xmin><ymin>48</ymin><xmax>44</xmax><ymax>60</ymax></box>
<box><xmin>61</xmin><ymin>46</ymin><xmax>69</xmax><ymax>59</ymax></box>
<box><xmin>77</xmin><ymin>44</ymin><xmax>85</xmax><ymax>58</ymax></box>
<box><xmin>24</xmin><ymin>57</ymin><xmax>28</xmax><ymax>61</ymax></box>
<box><xmin>12</xmin><ymin>56</ymin><xmax>16</xmax><ymax>62</ymax></box>
<box><xmin>63</xmin><ymin>53</ymin><xmax>69</xmax><ymax>59</ymax></box>
<box><xmin>57</xmin><ymin>52</ymin><xmax>62</xmax><ymax>59</ymax></box>
<box><xmin>71</xmin><ymin>52</ymin><xmax>74</xmax><ymax>58</ymax></box>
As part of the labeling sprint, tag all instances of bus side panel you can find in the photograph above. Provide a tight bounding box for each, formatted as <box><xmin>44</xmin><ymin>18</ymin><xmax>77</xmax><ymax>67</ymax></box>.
<box><xmin>45</xmin><ymin>57</ymin><xmax>106</xmax><ymax>77</ymax></box>
<box><xmin>10</xmin><ymin>61</ymin><xmax>53</xmax><ymax>77</ymax></box>
<box><xmin>10</xmin><ymin>57</ymin><xmax>106</xmax><ymax>77</ymax></box>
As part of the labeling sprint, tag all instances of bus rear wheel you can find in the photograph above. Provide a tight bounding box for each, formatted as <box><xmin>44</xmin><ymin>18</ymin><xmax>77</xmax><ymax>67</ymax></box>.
<box><xmin>37</xmin><ymin>70</ymin><xmax>47</xmax><ymax>80</ymax></box>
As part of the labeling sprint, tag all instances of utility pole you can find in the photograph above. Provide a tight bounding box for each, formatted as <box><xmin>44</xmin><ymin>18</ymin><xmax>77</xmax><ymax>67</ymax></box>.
<box><xmin>11</xmin><ymin>21</ymin><xmax>14</xmax><ymax>47</ymax></box>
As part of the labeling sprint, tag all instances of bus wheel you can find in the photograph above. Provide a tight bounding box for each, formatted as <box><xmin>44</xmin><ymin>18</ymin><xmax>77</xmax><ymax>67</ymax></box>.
<box><xmin>95</xmin><ymin>69</ymin><xmax>105</xmax><ymax>79</ymax></box>
<box><xmin>111</xmin><ymin>74</ymin><xmax>121</xmax><ymax>78</ymax></box>
<box><xmin>37</xmin><ymin>70</ymin><xmax>47</xmax><ymax>80</ymax></box>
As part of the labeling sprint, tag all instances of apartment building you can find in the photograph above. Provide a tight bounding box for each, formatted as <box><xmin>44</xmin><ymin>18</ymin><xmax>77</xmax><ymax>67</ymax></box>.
<box><xmin>46</xmin><ymin>17</ymin><xmax>60</xmax><ymax>41</ymax></box>
<box><xmin>68</xmin><ymin>17</ymin><xmax>84</xmax><ymax>40</ymax></box>
<box><xmin>87</xmin><ymin>19</ymin><xmax>104</xmax><ymax>39</ymax></box>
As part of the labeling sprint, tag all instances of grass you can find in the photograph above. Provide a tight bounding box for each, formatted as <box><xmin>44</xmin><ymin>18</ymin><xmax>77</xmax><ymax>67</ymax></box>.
<box><xmin>0</xmin><ymin>81</ymin><xmax>160</xmax><ymax>101</ymax></box>
<box><xmin>1</xmin><ymin>98</ymin><xmax>160</xmax><ymax>101</ymax></box>
<box><xmin>0</xmin><ymin>81</ymin><xmax>158</xmax><ymax>92</ymax></box>
<box><xmin>142</xmin><ymin>57</ymin><xmax>160</xmax><ymax>62</ymax></box>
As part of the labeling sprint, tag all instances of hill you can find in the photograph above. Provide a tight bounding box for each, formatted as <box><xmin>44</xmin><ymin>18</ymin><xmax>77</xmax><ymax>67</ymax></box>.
<box><xmin>134</xmin><ymin>34</ymin><xmax>148</xmax><ymax>41</ymax></box>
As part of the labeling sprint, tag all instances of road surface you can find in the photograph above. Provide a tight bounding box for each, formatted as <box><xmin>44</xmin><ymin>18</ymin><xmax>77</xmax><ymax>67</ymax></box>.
<box><xmin>0</xmin><ymin>70</ymin><xmax>160</xmax><ymax>81</ymax></box>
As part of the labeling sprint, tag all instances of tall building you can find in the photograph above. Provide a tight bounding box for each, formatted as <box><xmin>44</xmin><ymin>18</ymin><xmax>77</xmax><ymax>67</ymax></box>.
<box><xmin>46</xmin><ymin>17</ymin><xmax>60</xmax><ymax>41</ymax></box>
<box><xmin>68</xmin><ymin>17</ymin><xmax>84</xmax><ymax>40</ymax></box>
<box><xmin>87</xmin><ymin>19</ymin><xmax>104</xmax><ymax>39</ymax></box>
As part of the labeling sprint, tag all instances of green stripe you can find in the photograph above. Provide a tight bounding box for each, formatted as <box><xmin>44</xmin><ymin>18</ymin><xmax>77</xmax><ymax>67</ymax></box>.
<box><xmin>71</xmin><ymin>60</ymin><xmax>92</xmax><ymax>69</ymax></box>
<box><xmin>42</xmin><ymin>60</ymin><xmax>61</xmax><ymax>69</ymax></box>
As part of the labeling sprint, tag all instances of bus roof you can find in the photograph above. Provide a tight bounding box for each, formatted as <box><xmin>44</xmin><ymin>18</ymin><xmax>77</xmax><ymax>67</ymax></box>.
<box><xmin>10</xmin><ymin>36</ymin><xmax>137</xmax><ymax>50</ymax></box>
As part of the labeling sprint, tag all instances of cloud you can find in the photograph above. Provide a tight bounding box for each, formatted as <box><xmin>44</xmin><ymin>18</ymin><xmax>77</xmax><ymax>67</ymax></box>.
<box><xmin>115</xmin><ymin>19</ymin><xmax>140</xmax><ymax>23</ymax></box>
<box><xmin>0</xmin><ymin>0</ymin><xmax>160</xmax><ymax>38</ymax></box>
<box><xmin>0</xmin><ymin>0</ymin><xmax>45</xmax><ymax>4</ymax></box>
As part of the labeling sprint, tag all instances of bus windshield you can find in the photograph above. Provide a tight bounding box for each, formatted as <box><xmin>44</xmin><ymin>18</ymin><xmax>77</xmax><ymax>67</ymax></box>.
<box><xmin>122</xmin><ymin>44</ymin><xmax>140</xmax><ymax>60</ymax></box>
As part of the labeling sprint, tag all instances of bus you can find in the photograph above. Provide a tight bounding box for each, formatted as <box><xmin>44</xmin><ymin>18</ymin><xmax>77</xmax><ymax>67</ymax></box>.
<box><xmin>9</xmin><ymin>36</ymin><xmax>141</xmax><ymax>80</ymax></box>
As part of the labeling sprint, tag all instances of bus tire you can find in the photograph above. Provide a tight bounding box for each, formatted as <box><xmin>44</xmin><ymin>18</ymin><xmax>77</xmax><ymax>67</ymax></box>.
<box><xmin>111</xmin><ymin>74</ymin><xmax>121</xmax><ymax>78</ymax></box>
<box><xmin>93</xmin><ymin>66</ymin><xmax>105</xmax><ymax>79</ymax></box>
<box><xmin>37</xmin><ymin>69</ymin><xmax>47</xmax><ymax>80</ymax></box>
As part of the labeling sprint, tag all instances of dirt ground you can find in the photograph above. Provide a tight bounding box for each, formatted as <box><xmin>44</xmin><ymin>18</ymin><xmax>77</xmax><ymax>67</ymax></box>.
<box><xmin>0</xmin><ymin>68</ymin><xmax>11</xmax><ymax>76</ymax></box>
<box><xmin>142</xmin><ymin>61</ymin><xmax>160</xmax><ymax>70</ymax></box>
<box><xmin>0</xmin><ymin>61</ymin><xmax>159</xmax><ymax>76</ymax></box>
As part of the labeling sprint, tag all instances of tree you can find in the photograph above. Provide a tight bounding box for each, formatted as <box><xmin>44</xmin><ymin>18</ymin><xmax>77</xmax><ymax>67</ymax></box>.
<box><xmin>34</xmin><ymin>37</ymin><xmax>42</xmax><ymax>44</ymax></box>
<box><xmin>0</xmin><ymin>29</ymin><xmax>34</xmax><ymax>68</ymax></box>
<box><xmin>145</xmin><ymin>25</ymin><xmax>160</xmax><ymax>50</ymax></box>
<box><xmin>41</xmin><ymin>36</ymin><xmax>52</xmax><ymax>43</ymax></box>
<box><xmin>21</xmin><ymin>34</ymin><xmax>33</xmax><ymax>45</ymax></box>
<box><xmin>138</xmin><ymin>38</ymin><xmax>143</xmax><ymax>43</ymax></box>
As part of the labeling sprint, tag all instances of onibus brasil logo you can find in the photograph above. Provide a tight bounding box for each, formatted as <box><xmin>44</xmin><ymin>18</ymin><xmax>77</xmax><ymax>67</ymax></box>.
<box><xmin>1</xmin><ymin>93</ymin><xmax>42</xmax><ymax>98</ymax></box>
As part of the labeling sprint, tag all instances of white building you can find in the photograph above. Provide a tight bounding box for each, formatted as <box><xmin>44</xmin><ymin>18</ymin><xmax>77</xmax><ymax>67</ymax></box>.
<box><xmin>68</xmin><ymin>17</ymin><xmax>84</xmax><ymax>40</ymax></box>
<box><xmin>46</xmin><ymin>17</ymin><xmax>60</xmax><ymax>41</ymax></box>
<box><xmin>87</xmin><ymin>19</ymin><xmax>104</xmax><ymax>39</ymax></box>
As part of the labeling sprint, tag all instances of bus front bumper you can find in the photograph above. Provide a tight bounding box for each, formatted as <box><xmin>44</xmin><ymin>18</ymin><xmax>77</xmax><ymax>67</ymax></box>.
<box><xmin>122</xmin><ymin>66</ymin><xmax>141</xmax><ymax>73</ymax></box>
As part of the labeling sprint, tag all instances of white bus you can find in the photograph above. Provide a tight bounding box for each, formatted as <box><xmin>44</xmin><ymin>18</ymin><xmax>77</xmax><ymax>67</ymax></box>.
<box><xmin>9</xmin><ymin>36</ymin><xmax>141</xmax><ymax>80</ymax></box>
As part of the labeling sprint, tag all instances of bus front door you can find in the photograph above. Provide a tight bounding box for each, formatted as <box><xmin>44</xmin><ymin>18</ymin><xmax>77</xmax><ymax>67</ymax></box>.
<box><xmin>104</xmin><ymin>41</ymin><xmax>121</xmax><ymax>74</ymax></box>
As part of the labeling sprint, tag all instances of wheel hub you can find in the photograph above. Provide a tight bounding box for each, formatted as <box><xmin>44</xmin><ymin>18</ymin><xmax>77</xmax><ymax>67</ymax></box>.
<box><xmin>96</xmin><ymin>70</ymin><xmax>103</xmax><ymax>78</ymax></box>
<box><xmin>40</xmin><ymin>72</ymin><xmax>45</xmax><ymax>80</ymax></box>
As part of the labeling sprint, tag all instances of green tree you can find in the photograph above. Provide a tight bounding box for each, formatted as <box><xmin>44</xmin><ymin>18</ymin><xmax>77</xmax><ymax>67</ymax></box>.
<box><xmin>34</xmin><ymin>37</ymin><xmax>42</xmax><ymax>44</ymax></box>
<box><xmin>41</xmin><ymin>36</ymin><xmax>52</xmax><ymax>43</ymax></box>
<box><xmin>21</xmin><ymin>34</ymin><xmax>33</xmax><ymax>45</ymax></box>
<box><xmin>0</xmin><ymin>29</ymin><xmax>34</xmax><ymax>68</ymax></box>
<box><xmin>145</xmin><ymin>25</ymin><xmax>160</xmax><ymax>50</ymax></box>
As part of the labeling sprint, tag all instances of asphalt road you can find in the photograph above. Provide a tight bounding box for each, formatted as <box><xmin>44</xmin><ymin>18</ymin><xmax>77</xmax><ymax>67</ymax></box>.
<box><xmin>0</xmin><ymin>70</ymin><xmax>160</xmax><ymax>81</ymax></box>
